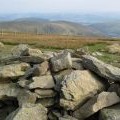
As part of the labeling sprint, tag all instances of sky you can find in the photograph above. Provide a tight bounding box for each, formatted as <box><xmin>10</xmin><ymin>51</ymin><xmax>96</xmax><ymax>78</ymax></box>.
<box><xmin>0</xmin><ymin>0</ymin><xmax>120</xmax><ymax>14</ymax></box>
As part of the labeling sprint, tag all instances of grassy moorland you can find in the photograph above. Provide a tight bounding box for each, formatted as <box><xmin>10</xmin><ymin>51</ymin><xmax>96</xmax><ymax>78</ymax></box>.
<box><xmin>0</xmin><ymin>32</ymin><xmax>120</xmax><ymax>67</ymax></box>
<box><xmin>0</xmin><ymin>32</ymin><xmax>115</xmax><ymax>49</ymax></box>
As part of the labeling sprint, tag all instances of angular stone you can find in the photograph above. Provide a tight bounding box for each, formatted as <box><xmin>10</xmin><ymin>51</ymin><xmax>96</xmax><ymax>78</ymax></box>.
<box><xmin>19</xmin><ymin>56</ymin><xmax>45</xmax><ymax>64</ymax></box>
<box><xmin>33</xmin><ymin>61</ymin><xmax>49</xmax><ymax>76</ymax></box>
<box><xmin>28</xmin><ymin>75</ymin><xmax>55</xmax><ymax>89</ymax></box>
<box><xmin>17</xmin><ymin>79</ymin><xmax>30</xmax><ymax>88</ymax></box>
<box><xmin>0</xmin><ymin>83</ymin><xmax>20</xmax><ymax>99</ymax></box>
<box><xmin>99</xmin><ymin>104</ymin><xmax>120</xmax><ymax>120</ymax></box>
<box><xmin>0</xmin><ymin>63</ymin><xmax>30</xmax><ymax>81</ymax></box>
<box><xmin>73</xmin><ymin>92</ymin><xmax>120</xmax><ymax>119</ymax></box>
<box><xmin>72</xmin><ymin>58</ymin><xmax>84</xmax><ymax>70</ymax></box>
<box><xmin>50</xmin><ymin>52</ymin><xmax>72</xmax><ymax>72</ymax></box>
<box><xmin>11</xmin><ymin>44</ymin><xmax>29</xmax><ymax>57</ymax></box>
<box><xmin>108</xmin><ymin>83</ymin><xmax>120</xmax><ymax>97</ymax></box>
<box><xmin>25</xmin><ymin>48</ymin><xmax>43</xmax><ymax>57</ymax></box>
<box><xmin>17</xmin><ymin>90</ymin><xmax>37</xmax><ymax>106</ymax></box>
<box><xmin>82</xmin><ymin>55</ymin><xmax>120</xmax><ymax>82</ymax></box>
<box><xmin>60</xmin><ymin>70</ymin><xmax>105</xmax><ymax>110</ymax></box>
<box><xmin>5</xmin><ymin>103</ymin><xmax>47</xmax><ymax>120</ymax></box>
<box><xmin>36</xmin><ymin>98</ymin><xmax>55</xmax><ymax>107</ymax></box>
<box><xmin>53</xmin><ymin>69</ymin><xmax>73</xmax><ymax>92</ymax></box>
<box><xmin>35</xmin><ymin>89</ymin><xmax>56</xmax><ymax>98</ymax></box>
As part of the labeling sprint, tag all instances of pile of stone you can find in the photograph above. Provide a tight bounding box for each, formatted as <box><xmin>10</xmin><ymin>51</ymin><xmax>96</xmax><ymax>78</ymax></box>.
<box><xmin>0</xmin><ymin>44</ymin><xmax>120</xmax><ymax>120</ymax></box>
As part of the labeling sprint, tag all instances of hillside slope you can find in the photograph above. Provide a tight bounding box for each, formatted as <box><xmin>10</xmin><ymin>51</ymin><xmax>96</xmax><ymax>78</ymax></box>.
<box><xmin>0</xmin><ymin>18</ymin><xmax>104</xmax><ymax>36</ymax></box>
<box><xmin>90</xmin><ymin>21</ymin><xmax>120</xmax><ymax>37</ymax></box>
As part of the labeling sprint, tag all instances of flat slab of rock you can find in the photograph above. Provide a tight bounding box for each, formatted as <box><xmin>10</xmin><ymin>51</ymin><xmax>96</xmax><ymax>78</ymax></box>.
<box><xmin>35</xmin><ymin>89</ymin><xmax>56</xmax><ymax>98</ymax></box>
<box><xmin>50</xmin><ymin>52</ymin><xmax>72</xmax><ymax>72</ymax></box>
<box><xmin>73</xmin><ymin>92</ymin><xmax>120</xmax><ymax>119</ymax></box>
<box><xmin>5</xmin><ymin>103</ymin><xmax>47</xmax><ymax>120</ymax></box>
<box><xmin>28</xmin><ymin>75</ymin><xmax>55</xmax><ymax>89</ymax></box>
<box><xmin>60</xmin><ymin>70</ymin><xmax>105</xmax><ymax>110</ymax></box>
<box><xmin>0</xmin><ymin>63</ymin><xmax>30</xmax><ymax>81</ymax></box>
<box><xmin>99</xmin><ymin>104</ymin><xmax>120</xmax><ymax>120</ymax></box>
<box><xmin>0</xmin><ymin>83</ymin><xmax>20</xmax><ymax>99</ymax></box>
<box><xmin>82</xmin><ymin>55</ymin><xmax>120</xmax><ymax>82</ymax></box>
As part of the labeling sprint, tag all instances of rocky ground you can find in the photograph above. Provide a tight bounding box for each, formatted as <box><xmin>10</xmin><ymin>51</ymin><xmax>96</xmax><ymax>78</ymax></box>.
<box><xmin>0</xmin><ymin>43</ymin><xmax>120</xmax><ymax>120</ymax></box>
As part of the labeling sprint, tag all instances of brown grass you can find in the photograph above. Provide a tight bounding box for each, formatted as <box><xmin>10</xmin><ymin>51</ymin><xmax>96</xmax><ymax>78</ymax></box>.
<box><xmin>0</xmin><ymin>32</ymin><xmax>119</xmax><ymax>49</ymax></box>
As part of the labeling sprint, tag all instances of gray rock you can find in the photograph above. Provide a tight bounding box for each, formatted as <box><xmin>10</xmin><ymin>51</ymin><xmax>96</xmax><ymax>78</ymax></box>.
<box><xmin>27</xmin><ymin>75</ymin><xmax>55</xmax><ymax>89</ymax></box>
<box><xmin>0</xmin><ymin>83</ymin><xmax>20</xmax><ymax>99</ymax></box>
<box><xmin>35</xmin><ymin>89</ymin><xmax>56</xmax><ymax>98</ymax></box>
<box><xmin>50</xmin><ymin>52</ymin><xmax>72</xmax><ymax>72</ymax></box>
<box><xmin>73</xmin><ymin>92</ymin><xmax>120</xmax><ymax>119</ymax></box>
<box><xmin>33</xmin><ymin>61</ymin><xmax>49</xmax><ymax>76</ymax></box>
<box><xmin>36</xmin><ymin>98</ymin><xmax>55</xmax><ymax>107</ymax></box>
<box><xmin>0</xmin><ymin>63</ymin><xmax>30</xmax><ymax>81</ymax></box>
<box><xmin>82</xmin><ymin>55</ymin><xmax>120</xmax><ymax>82</ymax></box>
<box><xmin>72</xmin><ymin>58</ymin><xmax>84</xmax><ymax>70</ymax></box>
<box><xmin>99</xmin><ymin>104</ymin><xmax>120</xmax><ymax>120</ymax></box>
<box><xmin>60</xmin><ymin>70</ymin><xmax>106</xmax><ymax>110</ymax></box>
<box><xmin>19</xmin><ymin>56</ymin><xmax>45</xmax><ymax>64</ymax></box>
<box><xmin>53</xmin><ymin>69</ymin><xmax>73</xmax><ymax>92</ymax></box>
<box><xmin>11</xmin><ymin>44</ymin><xmax>29</xmax><ymax>56</ymax></box>
<box><xmin>24</xmin><ymin>48</ymin><xmax>43</xmax><ymax>57</ymax></box>
<box><xmin>17</xmin><ymin>90</ymin><xmax>37</xmax><ymax>106</ymax></box>
<box><xmin>5</xmin><ymin>103</ymin><xmax>47</xmax><ymax>120</ymax></box>
<box><xmin>108</xmin><ymin>83</ymin><xmax>120</xmax><ymax>97</ymax></box>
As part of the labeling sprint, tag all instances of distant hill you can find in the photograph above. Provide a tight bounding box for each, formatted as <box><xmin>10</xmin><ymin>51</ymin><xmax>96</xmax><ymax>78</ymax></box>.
<box><xmin>90</xmin><ymin>21</ymin><xmax>120</xmax><ymax>37</ymax></box>
<box><xmin>0</xmin><ymin>18</ymin><xmax>104</xmax><ymax>36</ymax></box>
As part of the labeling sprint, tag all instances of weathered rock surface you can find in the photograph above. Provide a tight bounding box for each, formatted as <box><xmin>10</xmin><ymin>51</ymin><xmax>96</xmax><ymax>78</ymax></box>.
<box><xmin>5</xmin><ymin>103</ymin><xmax>47</xmax><ymax>120</ymax></box>
<box><xmin>99</xmin><ymin>104</ymin><xmax>120</xmax><ymax>120</ymax></box>
<box><xmin>11</xmin><ymin>44</ymin><xmax>29</xmax><ymax>56</ymax></box>
<box><xmin>108</xmin><ymin>83</ymin><xmax>120</xmax><ymax>97</ymax></box>
<box><xmin>36</xmin><ymin>98</ymin><xmax>55</xmax><ymax>107</ymax></box>
<box><xmin>53</xmin><ymin>69</ymin><xmax>73</xmax><ymax>92</ymax></box>
<box><xmin>73</xmin><ymin>92</ymin><xmax>120</xmax><ymax>119</ymax></box>
<box><xmin>35</xmin><ymin>89</ymin><xmax>56</xmax><ymax>98</ymax></box>
<box><xmin>72</xmin><ymin>58</ymin><xmax>84</xmax><ymax>70</ymax></box>
<box><xmin>24</xmin><ymin>48</ymin><xmax>43</xmax><ymax>57</ymax></box>
<box><xmin>82</xmin><ymin>55</ymin><xmax>120</xmax><ymax>82</ymax></box>
<box><xmin>0</xmin><ymin>83</ymin><xmax>20</xmax><ymax>99</ymax></box>
<box><xmin>0</xmin><ymin>63</ymin><xmax>30</xmax><ymax>80</ymax></box>
<box><xmin>50</xmin><ymin>52</ymin><xmax>72</xmax><ymax>72</ymax></box>
<box><xmin>33</xmin><ymin>61</ymin><xmax>49</xmax><ymax>76</ymax></box>
<box><xmin>28</xmin><ymin>75</ymin><xmax>55</xmax><ymax>89</ymax></box>
<box><xmin>1</xmin><ymin>45</ymin><xmax>120</xmax><ymax>120</ymax></box>
<box><xmin>60</xmin><ymin>70</ymin><xmax>105</xmax><ymax>110</ymax></box>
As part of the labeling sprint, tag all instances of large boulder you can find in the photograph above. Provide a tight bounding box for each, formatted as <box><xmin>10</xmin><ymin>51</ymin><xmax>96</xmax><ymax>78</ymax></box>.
<box><xmin>50</xmin><ymin>52</ymin><xmax>72</xmax><ymax>72</ymax></box>
<box><xmin>73</xmin><ymin>92</ymin><xmax>120</xmax><ymax>119</ymax></box>
<box><xmin>60</xmin><ymin>70</ymin><xmax>106</xmax><ymax>110</ymax></box>
<box><xmin>82</xmin><ymin>55</ymin><xmax>120</xmax><ymax>82</ymax></box>
<box><xmin>5</xmin><ymin>103</ymin><xmax>47</xmax><ymax>120</ymax></box>
<box><xmin>0</xmin><ymin>63</ymin><xmax>30</xmax><ymax>81</ymax></box>
<box><xmin>99</xmin><ymin>104</ymin><xmax>120</xmax><ymax>120</ymax></box>
<box><xmin>11</xmin><ymin>44</ymin><xmax>29</xmax><ymax>56</ymax></box>
<box><xmin>27</xmin><ymin>75</ymin><xmax>55</xmax><ymax>89</ymax></box>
